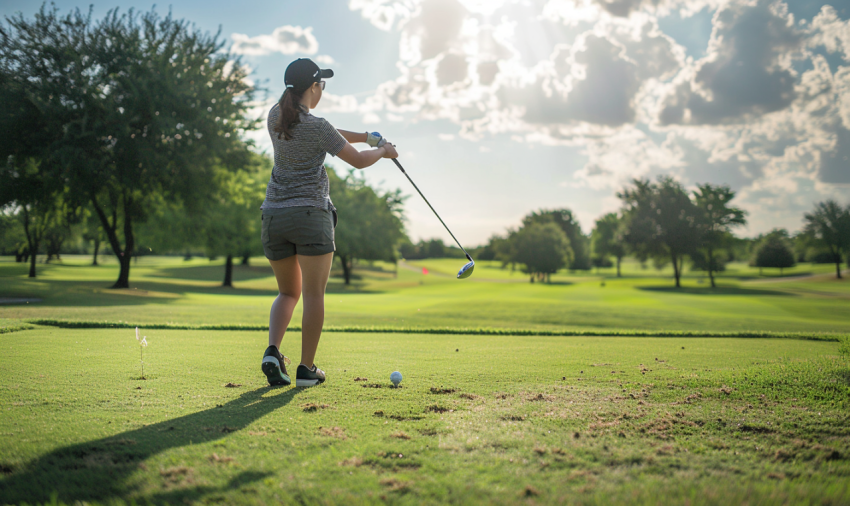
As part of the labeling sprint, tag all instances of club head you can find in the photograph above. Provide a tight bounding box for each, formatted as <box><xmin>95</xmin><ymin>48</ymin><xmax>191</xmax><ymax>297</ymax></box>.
<box><xmin>457</xmin><ymin>260</ymin><xmax>475</xmax><ymax>279</ymax></box>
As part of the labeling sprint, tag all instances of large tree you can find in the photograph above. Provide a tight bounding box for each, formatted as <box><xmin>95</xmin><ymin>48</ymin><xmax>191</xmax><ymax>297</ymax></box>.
<box><xmin>509</xmin><ymin>221</ymin><xmax>573</xmax><ymax>283</ymax></box>
<box><xmin>328</xmin><ymin>168</ymin><xmax>407</xmax><ymax>285</ymax></box>
<box><xmin>0</xmin><ymin>159</ymin><xmax>62</xmax><ymax>277</ymax></box>
<box><xmin>751</xmin><ymin>229</ymin><xmax>795</xmax><ymax>276</ymax></box>
<box><xmin>522</xmin><ymin>209</ymin><xmax>590</xmax><ymax>270</ymax></box>
<box><xmin>803</xmin><ymin>200</ymin><xmax>850</xmax><ymax>279</ymax></box>
<box><xmin>618</xmin><ymin>177</ymin><xmax>701</xmax><ymax>288</ymax></box>
<box><xmin>0</xmin><ymin>6</ymin><xmax>257</xmax><ymax>288</ymax></box>
<box><xmin>692</xmin><ymin>184</ymin><xmax>747</xmax><ymax>287</ymax></box>
<box><xmin>201</xmin><ymin>153</ymin><xmax>268</xmax><ymax>287</ymax></box>
<box><xmin>591</xmin><ymin>212</ymin><xmax>627</xmax><ymax>277</ymax></box>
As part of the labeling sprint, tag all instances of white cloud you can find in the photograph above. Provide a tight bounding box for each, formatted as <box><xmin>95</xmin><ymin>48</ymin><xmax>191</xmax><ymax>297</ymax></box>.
<box><xmin>349</xmin><ymin>0</ymin><xmax>419</xmax><ymax>31</ymax></box>
<box><xmin>345</xmin><ymin>0</ymin><xmax>850</xmax><ymax>234</ymax></box>
<box><xmin>314</xmin><ymin>54</ymin><xmax>337</xmax><ymax>65</ymax></box>
<box><xmin>658</xmin><ymin>0</ymin><xmax>804</xmax><ymax>126</ymax></box>
<box><xmin>231</xmin><ymin>25</ymin><xmax>319</xmax><ymax>56</ymax></box>
<box><xmin>810</xmin><ymin>5</ymin><xmax>850</xmax><ymax>61</ymax></box>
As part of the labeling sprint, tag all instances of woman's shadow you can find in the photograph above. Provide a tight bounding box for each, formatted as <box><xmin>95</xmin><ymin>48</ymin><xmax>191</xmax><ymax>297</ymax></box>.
<box><xmin>0</xmin><ymin>386</ymin><xmax>302</xmax><ymax>504</ymax></box>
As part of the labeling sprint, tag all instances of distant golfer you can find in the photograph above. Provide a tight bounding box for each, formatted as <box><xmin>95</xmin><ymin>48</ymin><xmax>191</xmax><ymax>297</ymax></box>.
<box><xmin>260</xmin><ymin>58</ymin><xmax>398</xmax><ymax>387</ymax></box>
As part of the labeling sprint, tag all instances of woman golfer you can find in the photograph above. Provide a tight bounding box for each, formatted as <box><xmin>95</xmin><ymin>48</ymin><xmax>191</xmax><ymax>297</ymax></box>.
<box><xmin>260</xmin><ymin>58</ymin><xmax>398</xmax><ymax>387</ymax></box>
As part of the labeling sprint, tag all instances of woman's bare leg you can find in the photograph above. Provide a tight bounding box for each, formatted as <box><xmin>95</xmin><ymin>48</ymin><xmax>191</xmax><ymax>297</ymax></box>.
<box><xmin>296</xmin><ymin>252</ymin><xmax>334</xmax><ymax>368</ymax></box>
<box><xmin>268</xmin><ymin>255</ymin><xmax>302</xmax><ymax>349</ymax></box>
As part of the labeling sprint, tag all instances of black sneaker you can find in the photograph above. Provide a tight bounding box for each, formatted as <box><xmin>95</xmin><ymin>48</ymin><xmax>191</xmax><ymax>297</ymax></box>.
<box><xmin>261</xmin><ymin>346</ymin><xmax>291</xmax><ymax>386</ymax></box>
<box><xmin>295</xmin><ymin>364</ymin><xmax>326</xmax><ymax>387</ymax></box>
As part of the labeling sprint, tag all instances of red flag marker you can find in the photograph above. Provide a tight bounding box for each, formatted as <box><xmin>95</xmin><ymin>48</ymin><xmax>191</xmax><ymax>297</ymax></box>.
<box><xmin>422</xmin><ymin>268</ymin><xmax>429</xmax><ymax>275</ymax></box>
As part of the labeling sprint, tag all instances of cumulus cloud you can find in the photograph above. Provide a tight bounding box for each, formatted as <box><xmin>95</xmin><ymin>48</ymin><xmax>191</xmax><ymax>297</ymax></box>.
<box><xmin>810</xmin><ymin>5</ymin><xmax>850</xmax><ymax>61</ymax></box>
<box><xmin>349</xmin><ymin>0</ymin><xmax>419</xmax><ymax>31</ymax></box>
<box><xmin>658</xmin><ymin>0</ymin><xmax>803</xmax><ymax>125</ymax></box>
<box><xmin>231</xmin><ymin>25</ymin><xmax>319</xmax><ymax>56</ymax></box>
<box><xmin>344</xmin><ymin>0</ymin><xmax>850</xmax><ymax>234</ymax></box>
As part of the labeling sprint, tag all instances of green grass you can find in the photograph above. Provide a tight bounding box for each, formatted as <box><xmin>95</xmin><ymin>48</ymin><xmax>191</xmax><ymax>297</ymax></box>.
<box><xmin>1</xmin><ymin>256</ymin><xmax>848</xmax><ymax>335</ymax></box>
<box><xmin>0</xmin><ymin>255</ymin><xmax>849</xmax><ymax>504</ymax></box>
<box><xmin>1</xmin><ymin>328</ymin><xmax>849</xmax><ymax>505</ymax></box>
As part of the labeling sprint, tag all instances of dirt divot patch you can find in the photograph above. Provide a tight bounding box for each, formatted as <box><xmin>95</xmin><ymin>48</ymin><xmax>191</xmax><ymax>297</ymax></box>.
<box><xmin>319</xmin><ymin>426</ymin><xmax>347</xmax><ymax>439</ymax></box>
<box><xmin>302</xmin><ymin>403</ymin><xmax>330</xmax><ymax>412</ymax></box>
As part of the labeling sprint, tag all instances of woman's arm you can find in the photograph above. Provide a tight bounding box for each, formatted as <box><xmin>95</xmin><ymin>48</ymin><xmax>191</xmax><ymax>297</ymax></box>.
<box><xmin>337</xmin><ymin>130</ymin><xmax>367</xmax><ymax>144</ymax></box>
<box><xmin>336</xmin><ymin>142</ymin><xmax>398</xmax><ymax>170</ymax></box>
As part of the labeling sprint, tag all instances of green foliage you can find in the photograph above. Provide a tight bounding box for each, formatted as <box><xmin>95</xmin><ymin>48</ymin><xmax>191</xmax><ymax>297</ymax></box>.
<box><xmin>399</xmin><ymin>238</ymin><xmax>465</xmax><ymax>260</ymax></box>
<box><xmin>0</xmin><ymin>158</ymin><xmax>68</xmax><ymax>277</ymax></box>
<box><xmin>752</xmin><ymin>229</ymin><xmax>796</xmax><ymax>272</ymax></box>
<box><xmin>618</xmin><ymin>177</ymin><xmax>701</xmax><ymax>287</ymax></box>
<box><xmin>522</xmin><ymin>209</ymin><xmax>590</xmax><ymax>270</ymax></box>
<box><xmin>200</xmin><ymin>152</ymin><xmax>269</xmax><ymax>285</ymax></box>
<box><xmin>692</xmin><ymin>184</ymin><xmax>746</xmax><ymax>287</ymax></box>
<box><xmin>508</xmin><ymin>221</ymin><xmax>573</xmax><ymax>282</ymax></box>
<box><xmin>803</xmin><ymin>200</ymin><xmax>850</xmax><ymax>279</ymax></box>
<box><xmin>0</xmin><ymin>210</ymin><xmax>27</xmax><ymax>257</ymax></box>
<box><xmin>0</xmin><ymin>5</ymin><xmax>257</xmax><ymax>288</ymax></box>
<box><xmin>328</xmin><ymin>167</ymin><xmax>407</xmax><ymax>284</ymax></box>
<box><xmin>591</xmin><ymin>212</ymin><xmax>626</xmax><ymax>275</ymax></box>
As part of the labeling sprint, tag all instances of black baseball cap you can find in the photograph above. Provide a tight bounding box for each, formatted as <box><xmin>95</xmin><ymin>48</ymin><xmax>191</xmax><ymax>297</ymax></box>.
<box><xmin>284</xmin><ymin>58</ymin><xmax>334</xmax><ymax>92</ymax></box>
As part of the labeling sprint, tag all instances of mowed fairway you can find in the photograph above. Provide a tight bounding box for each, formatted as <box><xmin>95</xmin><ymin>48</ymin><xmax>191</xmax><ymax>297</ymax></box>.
<box><xmin>1</xmin><ymin>256</ymin><xmax>849</xmax><ymax>334</ymax></box>
<box><xmin>0</xmin><ymin>256</ymin><xmax>849</xmax><ymax>505</ymax></box>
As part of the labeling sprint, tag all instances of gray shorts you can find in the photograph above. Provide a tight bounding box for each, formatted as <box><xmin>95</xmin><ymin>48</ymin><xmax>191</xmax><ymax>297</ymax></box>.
<box><xmin>261</xmin><ymin>207</ymin><xmax>336</xmax><ymax>260</ymax></box>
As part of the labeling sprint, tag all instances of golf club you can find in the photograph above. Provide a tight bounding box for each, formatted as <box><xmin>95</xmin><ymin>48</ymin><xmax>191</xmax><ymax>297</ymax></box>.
<box><xmin>391</xmin><ymin>158</ymin><xmax>474</xmax><ymax>279</ymax></box>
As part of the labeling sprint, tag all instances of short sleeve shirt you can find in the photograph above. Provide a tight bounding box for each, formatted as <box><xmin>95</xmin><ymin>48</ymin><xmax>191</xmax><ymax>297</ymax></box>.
<box><xmin>261</xmin><ymin>104</ymin><xmax>347</xmax><ymax>210</ymax></box>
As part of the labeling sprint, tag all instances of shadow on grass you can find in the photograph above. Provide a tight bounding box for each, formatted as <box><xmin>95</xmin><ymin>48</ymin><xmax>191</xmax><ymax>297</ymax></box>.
<box><xmin>147</xmin><ymin>264</ymin><xmax>274</xmax><ymax>283</ymax></box>
<box><xmin>637</xmin><ymin>286</ymin><xmax>796</xmax><ymax>296</ymax></box>
<box><xmin>0</xmin><ymin>387</ymin><xmax>302</xmax><ymax>504</ymax></box>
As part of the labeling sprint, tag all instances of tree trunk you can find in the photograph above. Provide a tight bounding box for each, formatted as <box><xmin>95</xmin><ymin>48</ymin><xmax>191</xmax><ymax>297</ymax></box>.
<box><xmin>708</xmin><ymin>246</ymin><xmax>716</xmax><ymax>288</ymax></box>
<box><xmin>22</xmin><ymin>206</ymin><xmax>37</xmax><ymax>278</ymax></box>
<box><xmin>530</xmin><ymin>275</ymin><xmax>534</xmax><ymax>283</ymax></box>
<box><xmin>92</xmin><ymin>237</ymin><xmax>100</xmax><ymax>266</ymax></box>
<box><xmin>223</xmin><ymin>254</ymin><xmax>234</xmax><ymax>287</ymax></box>
<box><xmin>616</xmin><ymin>256</ymin><xmax>621</xmax><ymax>277</ymax></box>
<box><xmin>112</xmin><ymin>197</ymin><xmax>135</xmax><ymax>289</ymax></box>
<box><xmin>340</xmin><ymin>254</ymin><xmax>352</xmax><ymax>285</ymax></box>
<box><xmin>91</xmin><ymin>193</ymin><xmax>135</xmax><ymax>289</ymax></box>
<box><xmin>28</xmin><ymin>241</ymin><xmax>38</xmax><ymax>278</ymax></box>
<box><xmin>241</xmin><ymin>254</ymin><xmax>250</xmax><ymax>266</ymax></box>
<box><xmin>836</xmin><ymin>258</ymin><xmax>843</xmax><ymax>279</ymax></box>
<box><xmin>671</xmin><ymin>252</ymin><xmax>681</xmax><ymax>288</ymax></box>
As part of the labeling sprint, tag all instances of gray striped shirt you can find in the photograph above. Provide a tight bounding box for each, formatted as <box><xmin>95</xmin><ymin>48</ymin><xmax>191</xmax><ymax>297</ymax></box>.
<box><xmin>261</xmin><ymin>104</ymin><xmax>347</xmax><ymax>210</ymax></box>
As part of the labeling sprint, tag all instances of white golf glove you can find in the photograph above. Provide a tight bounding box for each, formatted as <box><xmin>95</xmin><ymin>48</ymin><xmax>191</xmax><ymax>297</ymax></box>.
<box><xmin>366</xmin><ymin>131</ymin><xmax>386</xmax><ymax>148</ymax></box>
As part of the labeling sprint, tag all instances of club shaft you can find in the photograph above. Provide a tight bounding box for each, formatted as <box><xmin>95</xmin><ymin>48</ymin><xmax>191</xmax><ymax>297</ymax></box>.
<box><xmin>392</xmin><ymin>158</ymin><xmax>471</xmax><ymax>261</ymax></box>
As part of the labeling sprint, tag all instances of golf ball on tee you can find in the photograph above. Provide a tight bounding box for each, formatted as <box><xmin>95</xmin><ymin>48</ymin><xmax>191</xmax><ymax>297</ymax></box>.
<box><xmin>390</xmin><ymin>371</ymin><xmax>402</xmax><ymax>386</ymax></box>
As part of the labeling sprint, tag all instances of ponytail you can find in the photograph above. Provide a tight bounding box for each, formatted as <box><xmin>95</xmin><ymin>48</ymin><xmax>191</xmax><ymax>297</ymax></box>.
<box><xmin>274</xmin><ymin>88</ymin><xmax>307</xmax><ymax>140</ymax></box>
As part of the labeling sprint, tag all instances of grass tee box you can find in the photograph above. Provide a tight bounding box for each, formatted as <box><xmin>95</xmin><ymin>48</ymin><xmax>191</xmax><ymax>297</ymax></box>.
<box><xmin>1</xmin><ymin>328</ymin><xmax>848</xmax><ymax>505</ymax></box>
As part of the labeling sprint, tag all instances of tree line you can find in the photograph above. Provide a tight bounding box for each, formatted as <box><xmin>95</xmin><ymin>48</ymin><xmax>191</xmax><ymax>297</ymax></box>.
<box><xmin>0</xmin><ymin>6</ymin><xmax>406</xmax><ymax>288</ymax></box>
<box><xmin>470</xmin><ymin>177</ymin><xmax>849</xmax><ymax>286</ymax></box>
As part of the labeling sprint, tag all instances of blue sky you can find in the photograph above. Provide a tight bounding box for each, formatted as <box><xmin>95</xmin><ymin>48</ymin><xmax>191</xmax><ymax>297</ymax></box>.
<box><xmin>3</xmin><ymin>0</ymin><xmax>849</xmax><ymax>246</ymax></box>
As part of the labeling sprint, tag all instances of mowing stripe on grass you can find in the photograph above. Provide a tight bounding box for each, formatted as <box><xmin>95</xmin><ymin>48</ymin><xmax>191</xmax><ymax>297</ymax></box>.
<box><xmin>25</xmin><ymin>318</ymin><xmax>846</xmax><ymax>341</ymax></box>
